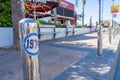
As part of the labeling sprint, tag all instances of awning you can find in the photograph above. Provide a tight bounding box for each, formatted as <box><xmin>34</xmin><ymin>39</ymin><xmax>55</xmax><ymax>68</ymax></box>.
<box><xmin>25</xmin><ymin>12</ymin><xmax>51</xmax><ymax>18</ymax></box>
<box><xmin>25</xmin><ymin>1</ymin><xmax>58</xmax><ymax>12</ymax></box>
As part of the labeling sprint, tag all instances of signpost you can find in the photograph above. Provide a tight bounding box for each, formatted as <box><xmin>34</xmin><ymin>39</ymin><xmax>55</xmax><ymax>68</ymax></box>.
<box><xmin>19</xmin><ymin>18</ymin><xmax>40</xmax><ymax>80</ymax></box>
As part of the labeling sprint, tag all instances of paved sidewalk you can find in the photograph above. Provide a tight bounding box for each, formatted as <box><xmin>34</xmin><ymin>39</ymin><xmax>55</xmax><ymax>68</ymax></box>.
<box><xmin>0</xmin><ymin>32</ymin><xmax>119</xmax><ymax>80</ymax></box>
<box><xmin>52</xmin><ymin>32</ymin><xmax>120</xmax><ymax>80</ymax></box>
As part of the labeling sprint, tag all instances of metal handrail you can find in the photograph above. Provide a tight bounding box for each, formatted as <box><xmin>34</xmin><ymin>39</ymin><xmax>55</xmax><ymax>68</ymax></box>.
<box><xmin>38</xmin><ymin>27</ymin><xmax>75</xmax><ymax>39</ymax></box>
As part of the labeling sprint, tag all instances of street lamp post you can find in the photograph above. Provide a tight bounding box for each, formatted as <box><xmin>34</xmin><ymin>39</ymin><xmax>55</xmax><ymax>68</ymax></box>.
<box><xmin>97</xmin><ymin>0</ymin><xmax>103</xmax><ymax>56</ymax></box>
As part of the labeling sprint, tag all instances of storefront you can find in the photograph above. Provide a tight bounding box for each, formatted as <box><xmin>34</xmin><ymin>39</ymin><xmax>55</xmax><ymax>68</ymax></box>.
<box><xmin>27</xmin><ymin>0</ymin><xmax>76</xmax><ymax>25</ymax></box>
<box><xmin>51</xmin><ymin>0</ymin><xmax>75</xmax><ymax>25</ymax></box>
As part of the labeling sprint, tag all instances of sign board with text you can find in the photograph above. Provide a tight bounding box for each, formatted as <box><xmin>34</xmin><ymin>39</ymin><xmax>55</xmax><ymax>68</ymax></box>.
<box><xmin>59</xmin><ymin>0</ymin><xmax>74</xmax><ymax>11</ymax></box>
<box><xmin>111</xmin><ymin>5</ymin><xmax>119</xmax><ymax>13</ymax></box>
<box><xmin>23</xmin><ymin>33</ymin><xmax>39</xmax><ymax>56</ymax></box>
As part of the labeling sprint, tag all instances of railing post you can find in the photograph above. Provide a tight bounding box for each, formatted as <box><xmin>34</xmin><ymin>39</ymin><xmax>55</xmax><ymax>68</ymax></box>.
<box><xmin>38</xmin><ymin>24</ymin><xmax>41</xmax><ymax>41</ymax></box>
<box><xmin>53</xmin><ymin>27</ymin><xmax>56</xmax><ymax>39</ymax></box>
<box><xmin>73</xmin><ymin>27</ymin><xmax>74</xmax><ymax>35</ymax></box>
<box><xmin>66</xmin><ymin>27</ymin><xmax>68</xmax><ymax>36</ymax></box>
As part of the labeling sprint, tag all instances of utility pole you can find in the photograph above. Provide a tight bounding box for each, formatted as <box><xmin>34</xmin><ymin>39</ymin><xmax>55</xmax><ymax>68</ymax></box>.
<box><xmin>97</xmin><ymin>0</ymin><xmax>103</xmax><ymax>56</ymax></box>
<box><xmin>82</xmin><ymin>0</ymin><xmax>86</xmax><ymax>26</ymax></box>
<box><xmin>11</xmin><ymin>0</ymin><xmax>25</xmax><ymax>49</ymax></box>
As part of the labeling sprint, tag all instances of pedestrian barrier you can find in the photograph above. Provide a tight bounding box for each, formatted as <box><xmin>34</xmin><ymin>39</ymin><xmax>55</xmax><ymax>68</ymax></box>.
<box><xmin>0</xmin><ymin>27</ymin><xmax>91</xmax><ymax>47</ymax></box>
<box><xmin>38</xmin><ymin>27</ymin><xmax>76</xmax><ymax>41</ymax></box>
<box><xmin>66</xmin><ymin>27</ymin><xmax>75</xmax><ymax>36</ymax></box>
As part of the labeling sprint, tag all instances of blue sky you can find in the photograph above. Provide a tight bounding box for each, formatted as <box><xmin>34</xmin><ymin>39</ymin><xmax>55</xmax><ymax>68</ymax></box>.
<box><xmin>66</xmin><ymin>0</ymin><xmax>120</xmax><ymax>25</ymax></box>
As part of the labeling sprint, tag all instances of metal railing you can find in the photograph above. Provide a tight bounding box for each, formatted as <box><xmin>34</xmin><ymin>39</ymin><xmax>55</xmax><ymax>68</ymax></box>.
<box><xmin>38</xmin><ymin>27</ymin><xmax>75</xmax><ymax>40</ymax></box>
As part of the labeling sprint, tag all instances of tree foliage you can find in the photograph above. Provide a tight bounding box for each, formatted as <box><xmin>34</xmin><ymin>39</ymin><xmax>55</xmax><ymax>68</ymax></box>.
<box><xmin>0</xmin><ymin>0</ymin><xmax>12</xmax><ymax>27</ymax></box>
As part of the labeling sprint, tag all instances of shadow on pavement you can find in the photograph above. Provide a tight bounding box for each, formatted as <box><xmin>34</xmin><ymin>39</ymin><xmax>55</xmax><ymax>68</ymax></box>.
<box><xmin>53</xmin><ymin>47</ymin><xmax>115</xmax><ymax>80</ymax></box>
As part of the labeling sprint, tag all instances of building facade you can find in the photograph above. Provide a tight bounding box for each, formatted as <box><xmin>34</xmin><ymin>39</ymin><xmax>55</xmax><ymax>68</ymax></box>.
<box><xmin>40</xmin><ymin>0</ymin><xmax>75</xmax><ymax>26</ymax></box>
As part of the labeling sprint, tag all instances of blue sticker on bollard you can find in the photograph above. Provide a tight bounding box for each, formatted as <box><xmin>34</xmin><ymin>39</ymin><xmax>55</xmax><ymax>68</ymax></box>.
<box><xmin>23</xmin><ymin>33</ymin><xmax>39</xmax><ymax>56</ymax></box>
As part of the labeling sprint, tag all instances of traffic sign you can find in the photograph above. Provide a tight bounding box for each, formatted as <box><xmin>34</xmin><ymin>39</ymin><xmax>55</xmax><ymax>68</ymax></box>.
<box><xmin>23</xmin><ymin>33</ymin><xmax>39</xmax><ymax>56</ymax></box>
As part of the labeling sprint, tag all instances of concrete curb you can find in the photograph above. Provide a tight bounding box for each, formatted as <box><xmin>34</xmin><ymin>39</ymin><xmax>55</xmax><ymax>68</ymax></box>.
<box><xmin>106</xmin><ymin>40</ymin><xmax>120</xmax><ymax>80</ymax></box>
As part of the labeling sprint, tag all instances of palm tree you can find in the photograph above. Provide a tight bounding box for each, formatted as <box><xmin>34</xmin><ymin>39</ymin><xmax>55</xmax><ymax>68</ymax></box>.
<box><xmin>75</xmin><ymin>0</ymin><xmax>86</xmax><ymax>26</ymax></box>
<box><xmin>10</xmin><ymin>0</ymin><xmax>25</xmax><ymax>49</ymax></box>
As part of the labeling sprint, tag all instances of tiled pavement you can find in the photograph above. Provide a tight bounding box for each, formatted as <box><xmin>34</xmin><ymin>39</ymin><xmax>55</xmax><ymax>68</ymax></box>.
<box><xmin>0</xmin><ymin>32</ymin><xmax>119</xmax><ymax>80</ymax></box>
